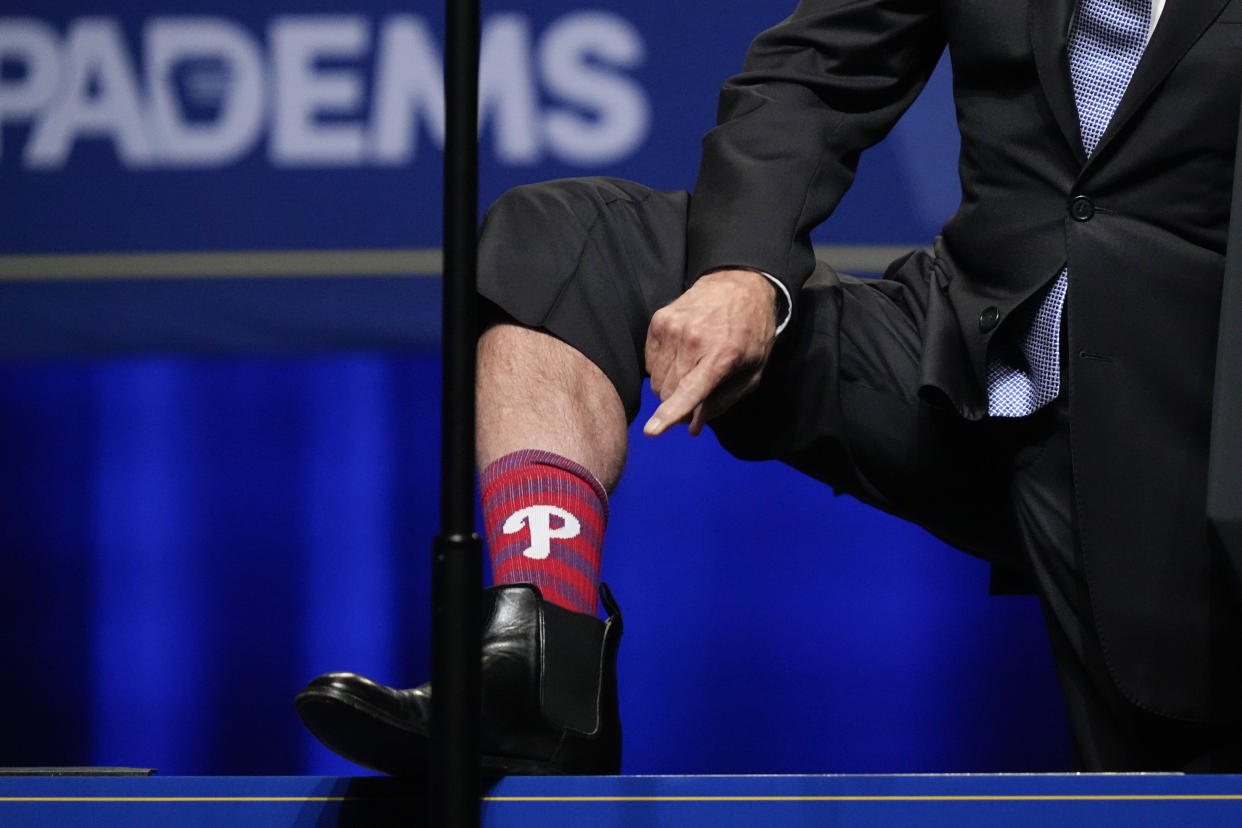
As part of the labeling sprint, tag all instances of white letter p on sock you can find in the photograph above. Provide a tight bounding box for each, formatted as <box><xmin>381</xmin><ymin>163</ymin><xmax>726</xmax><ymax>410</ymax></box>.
<box><xmin>503</xmin><ymin>505</ymin><xmax>581</xmax><ymax>560</ymax></box>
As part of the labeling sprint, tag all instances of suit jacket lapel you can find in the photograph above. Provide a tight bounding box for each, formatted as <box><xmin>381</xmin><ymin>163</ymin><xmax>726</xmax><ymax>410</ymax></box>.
<box><xmin>1029</xmin><ymin>0</ymin><xmax>1084</xmax><ymax>163</ymax></box>
<box><xmin>1093</xmin><ymin>0</ymin><xmax>1233</xmax><ymax>161</ymax></box>
<box><xmin>1031</xmin><ymin>0</ymin><xmax>1232</xmax><ymax>166</ymax></box>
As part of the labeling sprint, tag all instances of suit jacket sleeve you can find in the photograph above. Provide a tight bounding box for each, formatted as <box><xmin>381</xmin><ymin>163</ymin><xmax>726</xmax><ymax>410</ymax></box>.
<box><xmin>686</xmin><ymin>0</ymin><xmax>946</xmax><ymax>296</ymax></box>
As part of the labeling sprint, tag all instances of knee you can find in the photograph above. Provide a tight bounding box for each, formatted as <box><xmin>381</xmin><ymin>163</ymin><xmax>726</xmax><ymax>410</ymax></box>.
<box><xmin>485</xmin><ymin>180</ymin><xmax>569</xmax><ymax>225</ymax></box>
<box><xmin>479</xmin><ymin>180</ymin><xmax>600</xmax><ymax>297</ymax></box>
<box><xmin>482</xmin><ymin>177</ymin><xmax>625</xmax><ymax>243</ymax></box>
<box><xmin>478</xmin><ymin>177</ymin><xmax>653</xmax><ymax>302</ymax></box>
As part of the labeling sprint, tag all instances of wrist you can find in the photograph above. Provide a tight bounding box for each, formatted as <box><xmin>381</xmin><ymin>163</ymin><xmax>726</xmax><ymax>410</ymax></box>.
<box><xmin>699</xmin><ymin>267</ymin><xmax>789</xmax><ymax>334</ymax></box>
<box><xmin>700</xmin><ymin>267</ymin><xmax>775</xmax><ymax>302</ymax></box>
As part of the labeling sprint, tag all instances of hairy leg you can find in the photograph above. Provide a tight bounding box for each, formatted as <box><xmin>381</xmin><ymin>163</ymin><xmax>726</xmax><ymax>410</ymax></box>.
<box><xmin>476</xmin><ymin>321</ymin><xmax>627</xmax><ymax>492</ymax></box>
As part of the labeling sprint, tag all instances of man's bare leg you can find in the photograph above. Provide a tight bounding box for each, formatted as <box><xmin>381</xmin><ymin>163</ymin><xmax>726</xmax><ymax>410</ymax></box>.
<box><xmin>477</xmin><ymin>322</ymin><xmax>627</xmax><ymax>493</ymax></box>
<box><xmin>293</xmin><ymin>320</ymin><xmax>629</xmax><ymax>777</ymax></box>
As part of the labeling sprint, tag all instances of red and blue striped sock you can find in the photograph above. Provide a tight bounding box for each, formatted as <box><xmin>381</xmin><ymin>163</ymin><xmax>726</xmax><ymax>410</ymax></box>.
<box><xmin>480</xmin><ymin>450</ymin><xmax>607</xmax><ymax>615</ymax></box>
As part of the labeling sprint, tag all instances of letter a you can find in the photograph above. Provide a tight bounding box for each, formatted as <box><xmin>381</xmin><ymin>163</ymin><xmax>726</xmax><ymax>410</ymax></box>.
<box><xmin>502</xmin><ymin>505</ymin><xmax>581</xmax><ymax>560</ymax></box>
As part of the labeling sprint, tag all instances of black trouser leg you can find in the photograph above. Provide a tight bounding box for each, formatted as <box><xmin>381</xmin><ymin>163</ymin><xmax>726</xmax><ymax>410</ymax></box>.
<box><xmin>1010</xmin><ymin>397</ymin><xmax>1242</xmax><ymax>771</ymax></box>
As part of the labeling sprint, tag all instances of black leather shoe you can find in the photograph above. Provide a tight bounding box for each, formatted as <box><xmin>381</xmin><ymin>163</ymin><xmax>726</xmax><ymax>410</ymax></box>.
<box><xmin>295</xmin><ymin>583</ymin><xmax>622</xmax><ymax>776</ymax></box>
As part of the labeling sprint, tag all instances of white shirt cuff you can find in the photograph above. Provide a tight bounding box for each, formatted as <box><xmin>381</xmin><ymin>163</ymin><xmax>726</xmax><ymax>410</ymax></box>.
<box><xmin>758</xmin><ymin>271</ymin><xmax>792</xmax><ymax>335</ymax></box>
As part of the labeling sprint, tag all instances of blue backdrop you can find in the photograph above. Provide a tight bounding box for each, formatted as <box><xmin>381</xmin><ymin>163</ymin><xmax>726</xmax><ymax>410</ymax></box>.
<box><xmin>0</xmin><ymin>0</ymin><xmax>1069</xmax><ymax>775</ymax></box>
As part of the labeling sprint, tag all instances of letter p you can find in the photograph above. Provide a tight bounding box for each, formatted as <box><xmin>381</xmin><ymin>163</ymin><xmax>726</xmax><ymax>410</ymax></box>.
<box><xmin>502</xmin><ymin>505</ymin><xmax>581</xmax><ymax>560</ymax></box>
<box><xmin>0</xmin><ymin>20</ymin><xmax>60</xmax><ymax>161</ymax></box>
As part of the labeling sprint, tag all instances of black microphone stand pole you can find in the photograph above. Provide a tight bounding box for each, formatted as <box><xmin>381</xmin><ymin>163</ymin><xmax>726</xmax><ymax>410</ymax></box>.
<box><xmin>431</xmin><ymin>0</ymin><xmax>482</xmax><ymax>823</ymax></box>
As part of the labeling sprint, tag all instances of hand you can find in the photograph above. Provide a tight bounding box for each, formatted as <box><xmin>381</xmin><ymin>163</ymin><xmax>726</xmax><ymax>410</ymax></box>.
<box><xmin>643</xmin><ymin>269</ymin><xmax>777</xmax><ymax>437</ymax></box>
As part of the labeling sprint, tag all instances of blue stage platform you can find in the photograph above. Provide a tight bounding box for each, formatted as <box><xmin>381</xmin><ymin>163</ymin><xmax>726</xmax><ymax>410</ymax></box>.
<box><xmin>2</xmin><ymin>773</ymin><xmax>1241</xmax><ymax>826</ymax></box>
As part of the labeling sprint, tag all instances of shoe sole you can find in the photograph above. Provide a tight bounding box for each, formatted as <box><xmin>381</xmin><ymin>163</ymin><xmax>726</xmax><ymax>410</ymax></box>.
<box><xmin>296</xmin><ymin>684</ymin><xmax>427</xmax><ymax>776</ymax></box>
<box><xmin>295</xmin><ymin>685</ymin><xmax>581</xmax><ymax>777</ymax></box>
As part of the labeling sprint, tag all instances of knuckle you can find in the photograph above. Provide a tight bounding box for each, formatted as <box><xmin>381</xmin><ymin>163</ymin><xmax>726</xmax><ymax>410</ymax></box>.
<box><xmin>720</xmin><ymin>341</ymin><xmax>745</xmax><ymax>363</ymax></box>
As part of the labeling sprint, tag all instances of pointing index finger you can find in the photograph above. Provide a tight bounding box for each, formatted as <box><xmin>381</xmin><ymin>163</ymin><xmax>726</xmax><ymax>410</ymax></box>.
<box><xmin>642</xmin><ymin>360</ymin><xmax>722</xmax><ymax>437</ymax></box>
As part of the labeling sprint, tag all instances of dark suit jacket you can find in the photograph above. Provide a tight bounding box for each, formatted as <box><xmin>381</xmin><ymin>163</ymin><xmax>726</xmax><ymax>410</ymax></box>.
<box><xmin>687</xmin><ymin>0</ymin><xmax>1242</xmax><ymax>722</ymax></box>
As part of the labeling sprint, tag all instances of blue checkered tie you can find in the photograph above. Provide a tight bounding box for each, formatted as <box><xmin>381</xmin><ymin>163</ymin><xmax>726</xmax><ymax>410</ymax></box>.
<box><xmin>986</xmin><ymin>0</ymin><xmax>1151</xmax><ymax>417</ymax></box>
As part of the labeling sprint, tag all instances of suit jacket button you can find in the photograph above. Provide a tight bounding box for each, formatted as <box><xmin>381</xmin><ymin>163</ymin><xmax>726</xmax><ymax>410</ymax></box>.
<box><xmin>1069</xmin><ymin>195</ymin><xmax>1094</xmax><ymax>221</ymax></box>
<box><xmin>979</xmin><ymin>306</ymin><xmax>1001</xmax><ymax>332</ymax></box>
